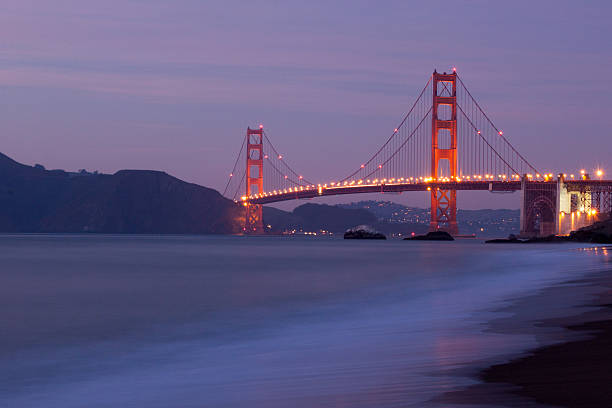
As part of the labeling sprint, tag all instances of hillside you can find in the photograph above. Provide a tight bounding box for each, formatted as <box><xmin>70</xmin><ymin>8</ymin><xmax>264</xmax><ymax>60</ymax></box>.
<box><xmin>263</xmin><ymin>203</ymin><xmax>377</xmax><ymax>233</ymax></box>
<box><xmin>0</xmin><ymin>153</ymin><xmax>244</xmax><ymax>233</ymax></box>
<box><xmin>338</xmin><ymin>201</ymin><xmax>520</xmax><ymax>236</ymax></box>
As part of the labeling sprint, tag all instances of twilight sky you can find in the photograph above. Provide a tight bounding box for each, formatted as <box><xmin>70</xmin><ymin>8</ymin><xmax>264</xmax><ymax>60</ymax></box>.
<box><xmin>1</xmin><ymin>0</ymin><xmax>611</xmax><ymax>209</ymax></box>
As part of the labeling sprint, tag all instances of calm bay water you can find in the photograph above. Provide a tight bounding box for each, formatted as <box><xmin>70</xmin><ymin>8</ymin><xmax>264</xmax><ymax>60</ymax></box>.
<box><xmin>0</xmin><ymin>235</ymin><xmax>608</xmax><ymax>407</ymax></box>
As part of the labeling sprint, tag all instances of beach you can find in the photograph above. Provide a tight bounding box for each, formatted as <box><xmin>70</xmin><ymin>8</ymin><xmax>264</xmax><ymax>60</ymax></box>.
<box><xmin>444</xmin><ymin>246</ymin><xmax>612</xmax><ymax>407</ymax></box>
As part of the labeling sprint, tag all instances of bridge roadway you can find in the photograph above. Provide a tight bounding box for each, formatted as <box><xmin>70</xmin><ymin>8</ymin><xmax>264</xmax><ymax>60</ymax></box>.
<box><xmin>246</xmin><ymin>179</ymin><xmax>612</xmax><ymax>205</ymax></box>
<box><xmin>247</xmin><ymin>180</ymin><xmax>523</xmax><ymax>204</ymax></box>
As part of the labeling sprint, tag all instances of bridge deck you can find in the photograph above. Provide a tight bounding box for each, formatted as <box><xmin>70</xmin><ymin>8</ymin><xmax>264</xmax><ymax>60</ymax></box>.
<box><xmin>248</xmin><ymin>180</ymin><xmax>523</xmax><ymax>204</ymax></box>
<box><xmin>246</xmin><ymin>179</ymin><xmax>612</xmax><ymax>204</ymax></box>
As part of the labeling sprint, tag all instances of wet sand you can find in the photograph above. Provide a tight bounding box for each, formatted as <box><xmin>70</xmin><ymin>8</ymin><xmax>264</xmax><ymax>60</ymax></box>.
<box><xmin>444</xmin><ymin>247</ymin><xmax>612</xmax><ymax>407</ymax></box>
<box><xmin>482</xmin><ymin>313</ymin><xmax>612</xmax><ymax>407</ymax></box>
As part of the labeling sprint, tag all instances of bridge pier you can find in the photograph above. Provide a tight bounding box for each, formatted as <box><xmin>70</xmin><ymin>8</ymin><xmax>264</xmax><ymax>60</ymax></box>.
<box><xmin>245</xmin><ymin>127</ymin><xmax>264</xmax><ymax>234</ymax></box>
<box><xmin>519</xmin><ymin>174</ymin><xmax>606</xmax><ymax>237</ymax></box>
<box><xmin>519</xmin><ymin>176</ymin><xmax>557</xmax><ymax>237</ymax></box>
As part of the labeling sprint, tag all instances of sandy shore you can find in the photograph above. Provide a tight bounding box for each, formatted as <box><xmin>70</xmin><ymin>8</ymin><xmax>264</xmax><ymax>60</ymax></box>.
<box><xmin>481</xmin><ymin>312</ymin><xmax>612</xmax><ymax>407</ymax></box>
<box><xmin>443</xmin><ymin>247</ymin><xmax>612</xmax><ymax>407</ymax></box>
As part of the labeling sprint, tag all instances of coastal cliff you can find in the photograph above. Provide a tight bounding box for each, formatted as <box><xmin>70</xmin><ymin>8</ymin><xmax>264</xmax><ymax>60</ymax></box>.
<box><xmin>0</xmin><ymin>153</ymin><xmax>244</xmax><ymax>233</ymax></box>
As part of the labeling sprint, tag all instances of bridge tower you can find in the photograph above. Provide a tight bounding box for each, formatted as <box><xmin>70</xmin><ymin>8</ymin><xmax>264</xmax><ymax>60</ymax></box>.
<box><xmin>430</xmin><ymin>70</ymin><xmax>459</xmax><ymax>235</ymax></box>
<box><xmin>245</xmin><ymin>127</ymin><xmax>264</xmax><ymax>233</ymax></box>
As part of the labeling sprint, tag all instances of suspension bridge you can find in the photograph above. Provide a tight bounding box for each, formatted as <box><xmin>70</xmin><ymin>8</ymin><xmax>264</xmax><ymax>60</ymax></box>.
<box><xmin>224</xmin><ymin>70</ymin><xmax>612</xmax><ymax>237</ymax></box>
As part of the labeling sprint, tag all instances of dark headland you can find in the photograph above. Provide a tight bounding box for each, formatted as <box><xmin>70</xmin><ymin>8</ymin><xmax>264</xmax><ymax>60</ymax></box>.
<box><xmin>0</xmin><ymin>152</ymin><xmax>245</xmax><ymax>233</ymax></box>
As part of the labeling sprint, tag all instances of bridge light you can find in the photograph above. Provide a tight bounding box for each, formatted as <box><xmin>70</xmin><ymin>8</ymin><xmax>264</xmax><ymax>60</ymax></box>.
<box><xmin>278</xmin><ymin>155</ymin><xmax>283</xmax><ymax>159</ymax></box>
<box><xmin>499</xmin><ymin>131</ymin><xmax>503</xmax><ymax>135</ymax></box>
<box><xmin>299</xmin><ymin>175</ymin><xmax>303</xmax><ymax>179</ymax></box>
<box><xmin>596</xmin><ymin>169</ymin><xmax>604</xmax><ymax>179</ymax></box>
<box><xmin>394</xmin><ymin>128</ymin><xmax>398</xmax><ymax>133</ymax></box>
<box><xmin>378</xmin><ymin>164</ymin><xmax>383</xmax><ymax>168</ymax></box>
<box><xmin>580</xmin><ymin>169</ymin><xmax>585</xmax><ymax>174</ymax></box>
<box><xmin>452</xmin><ymin>67</ymin><xmax>456</xmax><ymax>72</ymax></box>
<box><xmin>477</xmin><ymin>130</ymin><xmax>481</xmax><ymax>135</ymax></box>
<box><xmin>361</xmin><ymin>164</ymin><xmax>365</xmax><ymax>168</ymax></box>
<box><xmin>229</xmin><ymin>173</ymin><xmax>233</xmax><ymax>177</ymax></box>
<box><xmin>264</xmin><ymin>155</ymin><xmax>268</xmax><ymax>159</ymax></box>
<box><xmin>284</xmin><ymin>175</ymin><xmax>288</xmax><ymax>179</ymax></box>
<box><xmin>259</xmin><ymin>124</ymin><xmax>263</xmax><ymax>129</ymax></box>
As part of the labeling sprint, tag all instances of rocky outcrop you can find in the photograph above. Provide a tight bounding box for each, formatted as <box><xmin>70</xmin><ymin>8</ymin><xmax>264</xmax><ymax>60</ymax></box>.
<box><xmin>344</xmin><ymin>225</ymin><xmax>386</xmax><ymax>239</ymax></box>
<box><xmin>569</xmin><ymin>219</ymin><xmax>612</xmax><ymax>243</ymax></box>
<box><xmin>486</xmin><ymin>220</ymin><xmax>612</xmax><ymax>244</ymax></box>
<box><xmin>403</xmin><ymin>231</ymin><xmax>454</xmax><ymax>241</ymax></box>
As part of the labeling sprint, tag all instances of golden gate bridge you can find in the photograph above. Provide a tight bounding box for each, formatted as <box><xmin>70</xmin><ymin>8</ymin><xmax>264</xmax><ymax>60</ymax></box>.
<box><xmin>223</xmin><ymin>70</ymin><xmax>612</xmax><ymax>237</ymax></box>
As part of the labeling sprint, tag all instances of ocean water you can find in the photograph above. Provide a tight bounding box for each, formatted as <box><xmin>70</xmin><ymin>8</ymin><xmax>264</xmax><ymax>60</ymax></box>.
<box><xmin>0</xmin><ymin>234</ymin><xmax>608</xmax><ymax>407</ymax></box>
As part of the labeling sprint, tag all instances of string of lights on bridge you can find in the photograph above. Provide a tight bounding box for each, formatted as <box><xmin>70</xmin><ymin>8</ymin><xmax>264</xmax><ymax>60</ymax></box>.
<box><xmin>239</xmin><ymin>168</ymin><xmax>604</xmax><ymax>202</ymax></box>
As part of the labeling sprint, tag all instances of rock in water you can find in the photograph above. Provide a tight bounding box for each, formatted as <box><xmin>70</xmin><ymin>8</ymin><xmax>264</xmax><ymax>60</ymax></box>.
<box><xmin>344</xmin><ymin>225</ymin><xmax>386</xmax><ymax>240</ymax></box>
<box><xmin>485</xmin><ymin>234</ymin><xmax>524</xmax><ymax>243</ymax></box>
<box><xmin>404</xmin><ymin>231</ymin><xmax>454</xmax><ymax>241</ymax></box>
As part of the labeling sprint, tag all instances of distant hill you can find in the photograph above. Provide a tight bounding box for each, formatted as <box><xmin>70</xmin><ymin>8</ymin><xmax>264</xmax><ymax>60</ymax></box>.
<box><xmin>0</xmin><ymin>152</ymin><xmax>243</xmax><ymax>233</ymax></box>
<box><xmin>263</xmin><ymin>203</ymin><xmax>430</xmax><ymax>235</ymax></box>
<box><xmin>338</xmin><ymin>200</ymin><xmax>520</xmax><ymax>236</ymax></box>
<box><xmin>263</xmin><ymin>200</ymin><xmax>521</xmax><ymax>237</ymax></box>
<box><xmin>263</xmin><ymin>203</ymin><xmax>377</xmax><ymax>233</ymax></box>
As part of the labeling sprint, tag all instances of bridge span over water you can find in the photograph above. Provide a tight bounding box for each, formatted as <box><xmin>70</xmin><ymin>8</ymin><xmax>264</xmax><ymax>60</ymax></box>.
<box><xmin>224</xmin><ymin>70</ymin><xmax>611</xmax><ymax>237</ymax></box>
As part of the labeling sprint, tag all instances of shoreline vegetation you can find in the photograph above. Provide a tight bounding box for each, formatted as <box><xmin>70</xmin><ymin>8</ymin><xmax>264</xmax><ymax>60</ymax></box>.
<box><xmin>443</xmin><ymin>252</ymin><xmax>612</xmax><ymax>407</ymax></box>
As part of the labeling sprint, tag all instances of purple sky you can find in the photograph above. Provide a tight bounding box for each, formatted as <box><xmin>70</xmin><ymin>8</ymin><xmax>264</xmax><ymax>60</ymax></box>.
<box><xmin>1</xmin><ymin>0</ymin><xmax>611</xmax><ymax>209</ymax></box>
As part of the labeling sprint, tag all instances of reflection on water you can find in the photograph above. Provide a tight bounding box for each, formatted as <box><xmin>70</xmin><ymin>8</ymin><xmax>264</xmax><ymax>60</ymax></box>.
<box><xmin>0</xmin><ymin>235</ymin><xmax>607</xmax><ymax>407</ymax></box>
